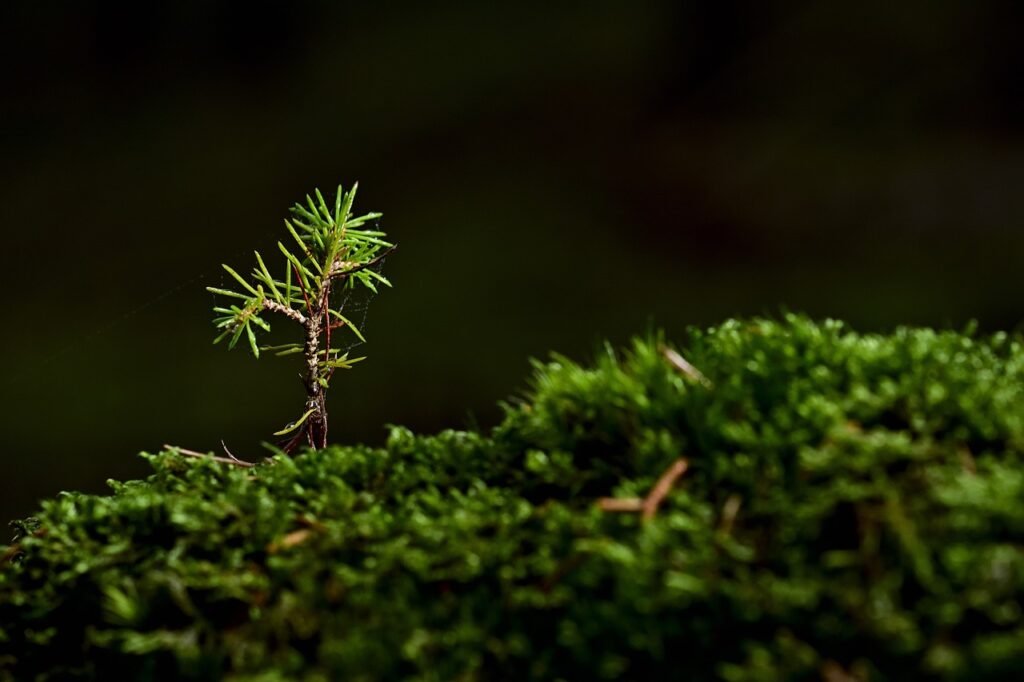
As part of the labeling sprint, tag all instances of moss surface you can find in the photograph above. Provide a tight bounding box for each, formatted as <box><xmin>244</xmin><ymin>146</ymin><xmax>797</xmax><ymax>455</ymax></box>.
<box><xmin>5</xmin><ymin>316</ymin><xmax>1024</xmax><ymax>680</ymax></box>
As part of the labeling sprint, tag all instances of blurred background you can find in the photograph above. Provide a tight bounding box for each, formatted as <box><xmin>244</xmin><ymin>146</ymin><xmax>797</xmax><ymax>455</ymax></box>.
<box><xmin>2</xmin><ymin>0</ymin><xmax>1022</xmax><ymax>523</ymax></box>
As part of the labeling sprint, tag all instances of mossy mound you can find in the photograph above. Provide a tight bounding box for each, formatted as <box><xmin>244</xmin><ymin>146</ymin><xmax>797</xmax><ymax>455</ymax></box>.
<box><xmin>5</xmin><ymin>316</ymin><xmax>1024</xmax><ymax>681</ymax></box>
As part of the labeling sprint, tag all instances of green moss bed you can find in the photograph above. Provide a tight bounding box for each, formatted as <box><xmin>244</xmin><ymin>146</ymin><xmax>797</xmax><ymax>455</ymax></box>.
<box><xmin>5</xmin><ymin>316</ymin><xmax>1024</xmax><ymax>681</ymax></box>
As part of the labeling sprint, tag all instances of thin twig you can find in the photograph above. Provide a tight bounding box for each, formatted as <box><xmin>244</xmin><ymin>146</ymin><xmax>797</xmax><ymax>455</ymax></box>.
<box><xmin>164</xmin><ymin>444</ymin><xmax>256</xmax><ymax>468</ymax></box>
<box><xmin>220</xmin><ymin>440</ymin><xmax>253</xmax><ymax>466</ymax></box>
<box><xmin>597</xmin><ymin>497</ymin><xmax>645</xmax><ymax>512</ymax></box>
<box><xmin>642</xmin><ymin>458</ymin><xmax>689</xmax><ymax>521</ymax></box>
<box><xmin>262</xmin><ymin>299</ymin><xmax>307</xmax><ymax>324</ymax></box>
<box><xmin>660</xmin><ymin>344</ymin><xmax>712</xmax><ymax>388</ymax></box>
<box><xmin>267</xmin><ymin>529</ymin><xmax>313</xmax><ymax>554</ymax></box>
<box><xmin>597</xmin><ymin>458</ymin><xmax>690</xmax><ymax>522</ymax></box>
<box><xmin>718</xmin><ymin>494</ymin><xmax>743</xmax><ymax>535</ymax></box>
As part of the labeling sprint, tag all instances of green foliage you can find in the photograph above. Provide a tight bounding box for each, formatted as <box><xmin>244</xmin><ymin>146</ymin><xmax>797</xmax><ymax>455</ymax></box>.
<box><xmin>5</xmin><ymin>315</ymin><xmax>1024</xmax><ymax>680</ymax></box>
<box><xmin>206</xmin><ymin>184</ymin><xmax>394</xmax><ymax>448</ymax></box>
<box><xmin>209</xmin><ymin>184</ymin><xmax>391</xmax><ymax>361</ymax></box>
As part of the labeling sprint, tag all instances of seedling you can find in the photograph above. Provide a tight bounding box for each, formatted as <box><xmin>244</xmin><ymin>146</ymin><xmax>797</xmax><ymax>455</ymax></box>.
<box><xmin>207</xmin><ymin>184</ymin><xmax>394</xmax><ymax>451</ymax></box>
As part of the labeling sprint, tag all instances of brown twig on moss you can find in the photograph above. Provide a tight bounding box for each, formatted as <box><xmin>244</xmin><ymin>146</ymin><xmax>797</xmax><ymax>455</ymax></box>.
<box><xmin>659</xmin><ymin>344</ymin><xmax>712</xmax><ymax>388</ymax></box>
<box><xmin>718</xmin><ymin>494</ymin><xmax>743</xmax><ymax>535</ymax></box>
<box><xmin>164</xmin><ymin>444</ymin><xmax>256</xmax><ymax>468</ymax></box>
<box><xmin>597</xmin><ymin>497</ymin><xmax>644</xmax><ymax>512</ymax></box>
<box><xmin>598</xmin><ymin>457</ymin><xmax>690</xmax><ymax>522</ymax></box>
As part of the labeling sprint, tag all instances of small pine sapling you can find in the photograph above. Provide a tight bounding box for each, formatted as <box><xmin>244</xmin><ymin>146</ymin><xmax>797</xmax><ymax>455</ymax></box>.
<box><xmin>207</xmin><ymin>184</ymin><xmax>395</xmax><ymax>451</ymax></box>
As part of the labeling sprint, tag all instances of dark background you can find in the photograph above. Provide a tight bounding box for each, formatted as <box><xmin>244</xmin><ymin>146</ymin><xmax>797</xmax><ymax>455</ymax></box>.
<box><xmin>2</xmin><ymin>1</ymin><xmax>1023</xmax><ymax>523</ymax></box>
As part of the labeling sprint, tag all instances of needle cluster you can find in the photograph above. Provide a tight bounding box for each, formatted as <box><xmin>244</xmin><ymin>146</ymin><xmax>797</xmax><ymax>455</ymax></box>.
<box><xmin>207</xmin><ymin>183</ymin><xmax>394</xmax><ymax>450</ymax></box>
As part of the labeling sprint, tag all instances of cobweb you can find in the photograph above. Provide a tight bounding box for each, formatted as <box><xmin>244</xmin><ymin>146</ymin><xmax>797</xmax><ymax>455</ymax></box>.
<box><xmin>328</xmin><ymin>253</ymin><xmax>392</xmax><ymax>356</ymax></box>
<box><xmin>5</xmin><ymin>225</ymin><xmax>394</xmax><ymax>391</ymax></box>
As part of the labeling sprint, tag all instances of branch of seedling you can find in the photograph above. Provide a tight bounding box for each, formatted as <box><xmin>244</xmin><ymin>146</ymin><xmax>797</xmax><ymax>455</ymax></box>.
<box><xmin>206</xmin><ymin>183</ymin><xmax>395</xmax><ymax>453</ymax></box>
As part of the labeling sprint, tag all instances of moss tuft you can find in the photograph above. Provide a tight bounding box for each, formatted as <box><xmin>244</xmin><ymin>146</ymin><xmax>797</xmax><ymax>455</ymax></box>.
<box><xmin>5</xmin><ymin>315</ymin><xmax>1024</xmax><ymax>680</ymax></box>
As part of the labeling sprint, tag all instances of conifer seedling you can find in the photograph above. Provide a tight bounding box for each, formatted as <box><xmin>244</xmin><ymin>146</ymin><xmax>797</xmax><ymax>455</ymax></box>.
<box><xmin>207</xmin><ymin>184</ymin><xmax>394</xmax><ymax>451</ymax></box>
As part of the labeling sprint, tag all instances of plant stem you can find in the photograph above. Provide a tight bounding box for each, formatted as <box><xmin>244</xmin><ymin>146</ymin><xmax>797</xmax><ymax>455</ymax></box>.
<box><xmin>301</xmin><ymin>294</ymin><xmax>329</xmax><ymax>449</ymax></box>
<box><xmin>285</xmin><ymin>244</ymin><xmax>395</xmax><ymax>451</ymax></box>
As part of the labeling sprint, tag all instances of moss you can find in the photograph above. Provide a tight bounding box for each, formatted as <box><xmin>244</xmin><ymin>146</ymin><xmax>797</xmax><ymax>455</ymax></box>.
<box><xmin>5</xmin><ymin>315</ymin><xmax>1024</xmax><ymax>680</ymax></box>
